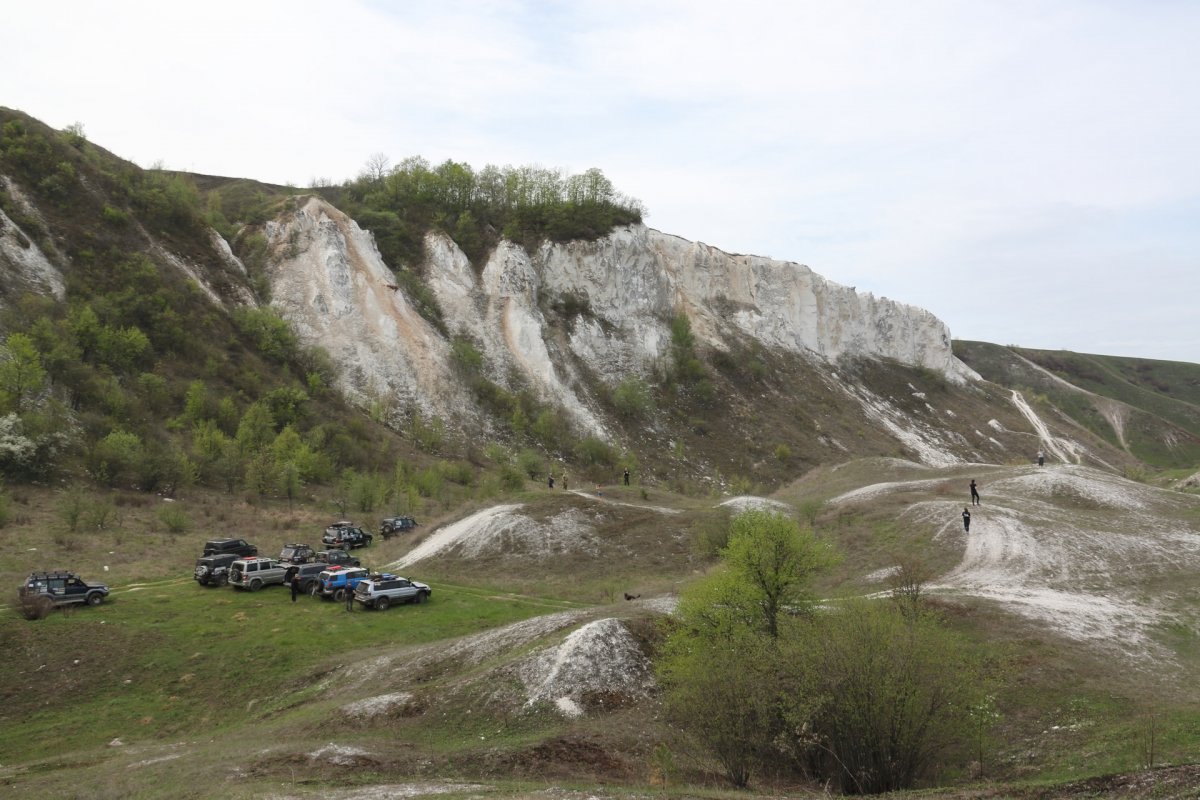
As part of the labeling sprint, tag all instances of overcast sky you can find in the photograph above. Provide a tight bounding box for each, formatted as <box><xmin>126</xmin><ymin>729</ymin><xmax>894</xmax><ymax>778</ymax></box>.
<box><xmin>4</xmin><ymin>0</ymin><xmax>1198</xmax><ymax>363</ymax></box>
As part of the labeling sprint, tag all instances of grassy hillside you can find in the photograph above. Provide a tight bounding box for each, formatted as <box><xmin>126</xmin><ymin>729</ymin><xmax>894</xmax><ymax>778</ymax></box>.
<box><xmin>955</xmin><ymin>340</ymin><xmax>1200</xmax><ymax>470</ymax></box>
<box><xmin>5</xmin><ymin>461</ymin><xmax>1200</xmax><ymax>797</ymax></box>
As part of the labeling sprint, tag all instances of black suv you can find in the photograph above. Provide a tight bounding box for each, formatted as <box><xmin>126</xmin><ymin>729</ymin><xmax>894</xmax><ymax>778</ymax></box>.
<box><xmin>194</xmin><ymin>553</ymin><xmax>238</xmax><ymax>586</ymax></box>
<box><xmin>284</xmin><ymin>562</ymin><xmax>326</xmax><ymax>593</ymax></box>
<box><xmin>315</xmin><ymin>549</ymin><xmax>361</xmax><ymax>568</ymax></box>
<box><xmin>322</xmin><ymin>524</ymin><xmax>372</xmax><ymax>549</ymax></box>
<box><xmin>202</xmin><ymin>538</ymin><xmax>258</xmax><ymax>558</ymax></box>
<box><xmin>18</xmin><ymin>571</ymin><xmax>110</xmax><ymax>618</ymax></box>
<box><xmin>279</xmin><ymin>543</ymin><xmax>316</xmax><ymax>564</ymax></box>
<box><xmin>380</xmin><ymin>516</ymin><xmax>418</xmax><ymax>538</ymax></box>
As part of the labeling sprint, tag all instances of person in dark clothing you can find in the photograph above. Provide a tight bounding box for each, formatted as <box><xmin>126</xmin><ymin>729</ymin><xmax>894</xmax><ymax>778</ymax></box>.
<box><xmin>623</xmin><ymin>467</ymin><xmax>630</xmax><ymax>486</ymax></box>
<box><xmin>548</xmin><ymin>473</ymin><xmax>555</xmax><ymax>489</ymax></box>
<box><xmin>970</xmin><ymin>479</ymin><xmax>980</xmax><ymax>505</ymax></box>
<box><xmin>290</xmin><ymin>575</ymin><xmax>300</xmax><ymax>602</ymax></box>
<box><xmin>962</xmin><ymin>507</ymin><xmax>971</xmax><ymax>533</ymax></box>
<box><xmin>1037</xmin><ymin>450</ymin><xmax>1045</xmax><ymax>467</ymax></box>
<box><xmin>345</xmin><ymin>585</ymin><xmax>354</xmax><ymax>612</ymax></box>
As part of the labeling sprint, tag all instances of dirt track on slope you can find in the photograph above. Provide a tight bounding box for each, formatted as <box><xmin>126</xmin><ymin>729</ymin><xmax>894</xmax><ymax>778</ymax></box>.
<box><xmin>832</xmin><ymin>463</ymin><xmax>1200</xmax><ymax>664</ymax></box>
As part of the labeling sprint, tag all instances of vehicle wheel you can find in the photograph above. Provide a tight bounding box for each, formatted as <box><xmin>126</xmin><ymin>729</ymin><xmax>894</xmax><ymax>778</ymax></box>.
<box><xmin>310</xmin><ymin>583</ymin><xmax>321</xmax><ymax>598</ymax></box>
<box><xmin>86</xmin><ymin>592</ymin><xmax>104</xmax><ymax>606</ymax></box>
<box><xmin>333</xmin><ymin>588</ymin><xmax>345</xmax><ymax>602</ymax></box>
<box><xmin>249</xmin><ymin>579</ymin><xmax>262</xmax><ymax>592</ymax></box>
<box><xmin>198</xmin><ymin>578</ymin><xmax>209</xmax><ymax>587</ymax></box>
<box><xmin>376</xmin><ymin>596</ymin><xmax>389</xmax><ymax>611</ymax></box>
<box><xmin>219</xmin><ymin>575</ymin><xmax>229</xmax><ymax>587</ymax></box>
<box><xmin>413</xmin><ymin>591</ymin><xmax>427</xmax><ymax>605</ymax></box>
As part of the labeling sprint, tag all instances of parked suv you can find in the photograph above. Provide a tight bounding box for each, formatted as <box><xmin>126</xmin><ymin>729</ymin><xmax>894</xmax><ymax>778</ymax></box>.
<box><xmin>379</xmin><ymin>516</ymin><xmax>418</xmax><ymax>539</ymax></box>
<box><xmin>194</xmin><ymin>553</ymin><xmax>238</xmax><ymax>586</ymax></box>
<box><xmin>202</xmin><ymin>538</ymin><xmax>258</xmax><ymax>558</ymax></box>
<box><xmin>315</xmin><ymin>549</ymin><xmax>360</xmax><ymax>568</ymax></box>
<box><xmin>18</xmin><ymin>571</ymin><xmax>109</xmax><ymax>617</ymax></box>
<box><xmin>227</xmin><ymin>557</ymin><xmax>288</xmax><ymax>591</ymax></box>
<box><xmin>313</xmin><ymin>566</ymin><xmax>370</xmax><ymax>601</ymax></box>
<box><xmin>354</xmin><ymin>575</ymin><xmax>431</xmax><ymax>610</ymax></box>
<box><xmin>284</xmin><ymin>562</ymin><xmax>326</xmax><ymax>593</ymax></box>
<box><xmin>278</xmin><ymin>543</ymin><xmax>316</xmax><ymax>564</ymax></box>
<box><xmin>321</xmin><ymin>525</ymin><xmax>372</xmax><ymax>549</ymax></box>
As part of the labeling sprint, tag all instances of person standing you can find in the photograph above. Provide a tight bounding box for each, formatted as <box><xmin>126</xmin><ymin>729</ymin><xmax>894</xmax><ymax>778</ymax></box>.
<box><xmin>562</xmin><ymin>471</ymin><xmax>568</xmax><ymax>490</ymax></box>
<box><xmin>970</xmin><ymin>479</ymin><xmax>980</xmax><ymax>506</ymax></box>
<box><xmin>548</xmin><ymin>473</ymin><xmax>555</xmax><ymax>489</ymax></box>
<box><xmin>290</xmin><ymin>574</ymin><xmax>300</xmax><ymax>603</ymax></box>
<box><xmin>623</xmin><ymin>467</ymin><xmax>630</xmax><ymax>486</ymax></box>
<box><xmin>345</xmin><ymin>582</ymin><xmax>354</xmax><ymax>612</ymax></box>
<box><xmin>1037</xmin><ymin>450</ymin><xmax>1045</xmax><ymax>467</ymax></box>
<box><xmin>962</xmin><ymin>507</ymin><xmax>971</xmax><ymax>533</ymax></box>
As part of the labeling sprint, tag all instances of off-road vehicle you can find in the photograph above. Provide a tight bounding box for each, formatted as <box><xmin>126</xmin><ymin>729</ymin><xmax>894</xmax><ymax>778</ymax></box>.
<box><xmin>284</xmin><ymin>562</ymin><xmax>326</xmax><ymax>593</ymax></box>
<box><xmin>194</xmin><ymin>553</ymin><xmax>238</xmax><ymax>586</ymax></box>
<box><xmin>379</xmin><ymin>516</ymin><xmax>418</xmax><ymax>538</ymax></box>
<box><xmin>18</xmin><ymin>571</ymin><xmax>109</xmax><ymax>617</ymax></box>
<box><xmin>227</xmin><ymin>557</ymin><xmax>288</xmax><ymax>591</ymax></box>
<box><xmin>321</xmin><ymin>525</ymin><xmax>372</xmax><ymax>549</ymax></box>
<box><xmin>202</xmin><ymin>538</ymin><xmax>258</xmax><ymax>558</ymax></box>
<box><xmin>313</xmin><ymin>566</ymin><xmax>370</xmax><ymax>601</ymax></box>
<box><xmin>353</xmin><ymin>575</ymin><xmax>431</xmax><ymax>610</ymax></box>
<box><xmin>278</xmin><ymin>543</ymin><xmax>316</xmax><ymax>564</ymax></box>
<box><xmin>315</xmin><ymin>549</ymin><xmax>360</xmax><ymax>568</ymax></box>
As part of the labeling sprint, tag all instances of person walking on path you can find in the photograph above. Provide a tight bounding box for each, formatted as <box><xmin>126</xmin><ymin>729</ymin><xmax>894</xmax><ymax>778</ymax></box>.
<box><xmin>962</xmin><ymin>507</ymin><xmax>971</xmax><ymax>533</ymax></box>
<box><xmin>290</xmin><ymin>574</ymin><xmax>300</xmax><ymax>602</ymax></box>
<box><xmin>970</xmin><ymin>479</ymin><xmax>980</xmax><ymax>505</ymax></box>
<box><xmin>623</xmin><ymin>467</ymin><xmax>630</xmax><ymax>486</ymax></box>
<box><xmin>1037</xmin><ymin>450</ymin><xmax>1045</xmax><ymax>467</ymax></box>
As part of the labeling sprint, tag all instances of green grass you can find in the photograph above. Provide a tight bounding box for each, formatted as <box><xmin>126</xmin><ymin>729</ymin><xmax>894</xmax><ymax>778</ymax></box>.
<box><xmin>0</xmin><ymin>577</ymin><xmax>555</xmax><ymax>762</ymax></box>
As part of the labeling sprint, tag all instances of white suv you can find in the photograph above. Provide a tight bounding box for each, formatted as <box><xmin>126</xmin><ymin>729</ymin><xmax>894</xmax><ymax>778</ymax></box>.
<box><xmin>353</xmin><ymin>576</ymin><xmax>431</xmax><ymax>610</ymax></box>
<box><xmin>227</xmin><ymin>557</ymin><xmax>288</xmax><ymax>591</ymax></box>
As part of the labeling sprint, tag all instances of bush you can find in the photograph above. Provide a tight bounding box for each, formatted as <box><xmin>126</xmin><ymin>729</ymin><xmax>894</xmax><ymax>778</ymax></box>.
<box><xmin>156</xmin><ymin>503</ymin><xmax>191</xmax><ymax>534</ymax></box>
<box><xmin>574</xmin><ymin>435</ymin><xmax>616</xmax><ymax>467</ymax></box>
<box><xmin>498</xmin><ymin>463</ymin><xmax>525</xmax><ymax>492</ymax></box>
<box><xmin>517</xmin><ymin>448</ymin><xmax>544</xmax><ymax>479</ymax></box>
<box><xmin>612</xmin><ymin>376</ymin><xmax>654</xmax><ymax>419</ymax></box>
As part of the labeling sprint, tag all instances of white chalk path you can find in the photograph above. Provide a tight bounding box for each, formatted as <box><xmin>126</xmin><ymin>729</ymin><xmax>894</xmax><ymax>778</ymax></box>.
<box><xmin>836</xmin><ymin>464</ymin><xmax>1200</xmax><ymax>663</ymax></box>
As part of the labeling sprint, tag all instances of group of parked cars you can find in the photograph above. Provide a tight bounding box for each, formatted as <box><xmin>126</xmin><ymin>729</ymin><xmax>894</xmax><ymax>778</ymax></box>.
<box><xmin>189</xmin><ymin>517</ymin><xmax>430</xmax><ymax>609</ymax></box>
<box><xmin>19</xmin><ymin>516</ymin><xmax>425</xmax><ymax>619</ymax></box>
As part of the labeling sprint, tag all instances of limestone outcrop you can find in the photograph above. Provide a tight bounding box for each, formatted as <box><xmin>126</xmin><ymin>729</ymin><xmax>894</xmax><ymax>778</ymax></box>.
<box><xmin>263</xmin><ymin>196</ymin><xmax>978</xmax><ymax>439</ymax></box>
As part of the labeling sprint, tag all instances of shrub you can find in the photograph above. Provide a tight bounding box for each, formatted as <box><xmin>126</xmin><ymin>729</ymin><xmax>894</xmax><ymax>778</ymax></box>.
<box><xmin>498</xmin><ymin>463</ymin><xmax>525</xmax><ymax>492</ymax></box>
<box><xmin>612</xmin><ymin>375</ymin><xmax>654</xmax><ymax>419</ymax></box>
<box><xmin>156</xmin><ymin>503</ymin><xmax>191</xmax><ymax>534</ymax></box>
<box><xmin>574</xmin><ymin>435</ymin><xmax>616</xmax><ymax>467</ymax></box>
<box><xmin>517</xmin><ymin>448</ymin><xmax>544</xmax><ymax>479</ymax></box>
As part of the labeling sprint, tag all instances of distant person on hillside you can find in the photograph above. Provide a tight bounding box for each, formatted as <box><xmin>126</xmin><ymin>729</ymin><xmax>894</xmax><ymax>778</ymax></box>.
<box><xmin>562</xmin><ymin>472</ymin><xmax>568</xmax><ymax>490</ymax></box>
<box><xmin>1037</xmin><ymin>450</ymin><xmax>1045</xmax><ymax>467</ymax></box>
<box><xmin>548</xmin><ymin>473</ymin><xmax>555</xmax><ymax>489</ymax></box>
<box><xmin>962</xmin><ymin>507</ymin><xmax>971</xmax><ymax>533</ymax></box>
<box><xmin>970</xmin><ymin>479</ymin><xmax>980</xmax><ymax>505</ymax></box>
<box><xmin>623</xmin><ymin>467</ymin><xmax>630</xmax><ymax>486</ymax></box>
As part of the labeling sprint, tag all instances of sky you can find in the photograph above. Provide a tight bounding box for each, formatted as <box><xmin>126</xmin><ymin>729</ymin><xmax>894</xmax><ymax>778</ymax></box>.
<box><xmin>3</xmin><ymin>0</ymin><xmax>1198</xmax><ymax>363</ymax></box>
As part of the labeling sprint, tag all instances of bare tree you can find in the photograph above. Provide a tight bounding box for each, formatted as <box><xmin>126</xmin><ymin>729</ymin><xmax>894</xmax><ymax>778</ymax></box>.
<box><xmin>363</xmin><ymin>152</ymin><xmax>391</xmax><ymax>183</ymax></box>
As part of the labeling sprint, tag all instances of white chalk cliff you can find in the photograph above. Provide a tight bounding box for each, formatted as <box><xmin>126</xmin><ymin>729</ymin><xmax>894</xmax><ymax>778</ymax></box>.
<box><xmin>264</xmin><ymin>196</ymin><xmax>977</xmax><ymax>437</ymax></box>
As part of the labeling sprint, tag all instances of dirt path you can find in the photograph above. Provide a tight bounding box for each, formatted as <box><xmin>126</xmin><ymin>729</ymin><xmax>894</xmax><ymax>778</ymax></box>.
<box><xmin>834</xmin><ymin>463</ymin><xmax>1200</xmax><ymax>663</ymax></box>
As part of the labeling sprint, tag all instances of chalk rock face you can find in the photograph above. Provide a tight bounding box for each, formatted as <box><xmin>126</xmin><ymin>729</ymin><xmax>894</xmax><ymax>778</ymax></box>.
<box><xmin>532</xmin><ymin>226</ymin><xmax>974</xmax><ymax>382</ymax></box>
<box><xmin>264</xmin><ymin>197</ymin><xmax>473</xmax><ymax>423</ymax></box>
<box><xmin>266</xmin><ymin>198</ymin><xmax>974</xmax><ymax>436</ymax></box>
<box><xmin>0</xmin><ymin>176</ymin><xmax>65</xmax><ymax>301</ymax></box>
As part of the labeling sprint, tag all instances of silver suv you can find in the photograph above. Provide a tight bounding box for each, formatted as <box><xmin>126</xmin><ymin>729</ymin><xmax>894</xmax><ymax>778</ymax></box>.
<box><xmin>353</xmin><ymin>576</ymin><xmax>430</xmax><ymax>610</ymax></box>
<box><xmin>227</xmin><ymin>557</ymin><xmax>288</xmax><ymax>591</ymax></box>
